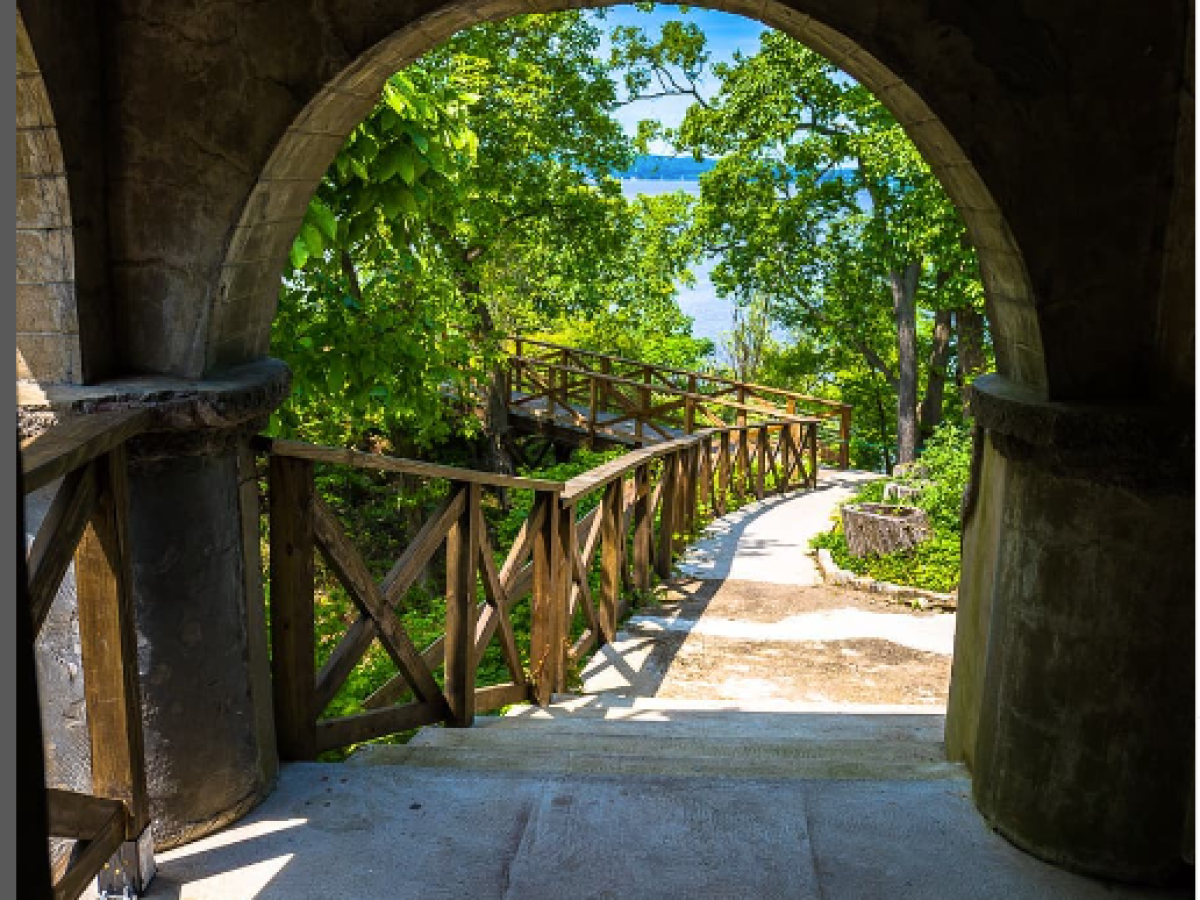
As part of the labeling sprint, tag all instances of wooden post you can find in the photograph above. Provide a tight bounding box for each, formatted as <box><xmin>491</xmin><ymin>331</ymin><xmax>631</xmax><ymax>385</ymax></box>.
<box><xmin>655</xmin><ymin>455</ymin><xmax>677</xmax><ymax>578</ymax></box>
<box><xmin>513</xmin><ymin>339</ymin><xmax>523</xmax><ymax>395</ymax></box>
<box><xmin>530</xmin><ymin>492</ymin><xmax>567</xmax><ymax>704</ymax></box>
<box><xmin>718</xmin><ymin>431</ymin><xmax>731</xmax><ymax>515</ymax></box>
<box><xmin>600</xmin><ymin>357</ymin><xmax>611</xmax><ymax>416</ymax></box>
<box><xmin>681</xmin><ymin>445</ymin><xmax>698</xmax><ymax>542</ymax></box>
<box><xmin>756</xmin><ymin>425</ymin><xmax>767</xmax><ymax>498</ymax></box>
<box><xmin>636</xmin><ymin>367</ymin><xmax>651</xmax><ymax>444</ymax></box>
<box><xmin>633</xmin><ymin>463</ymin><xmax>652</xmax><ymax>593</ymax></box>
<box><xmin>599</xmin><ymin>479</ymin><xmax>622</xmax><ymax>642</ymax></box>
<box><xmin>76</xmin><ymin>447</ymin><xmax>156</xmax><ymax>895</ymax></box>
<box><xmin>840</xmin><ymin>405</ymin><xmax>852</xmax><ymax>469</ymax></box>
<box><xmin>701</xmin><ymin>435</ymin><xmax>714</xmax><ymax>517</ymax></box>
<box><xmin>587</xmin><ymin>375</ymin><xmax>599</xmax><ymax>447</ymax></box>
<box><xmin>779</xmin><ymin>424</ymin><xmax>791</xmax><ymax>492</ymax></box>
<box><xmin>736</xmin><ymin>385</ymin><xmax>747</xmax><ymax>428</ymax></box>
<box><xmin>445</xmin><ymin>483</ymin><xmax>479</xmax><ymax>727</ymax></box>
<box><xmin>268</xmin><ymin>453</ymin><xmax>317</xmax><ymax>761</ymax></box>
<box><xmin>809</xmin><ymin>421</ymin><xmax>820</xmax><ymax>487</ymax></box>
<box><xmin>738</xmin><ymin>429</ymin><xmax>752</xmax><ymax>499</ymax></box>
<box><xmin>684</xmin><ymin>374</ymin><xmax>697</xmax><ymax>434</ymax></box>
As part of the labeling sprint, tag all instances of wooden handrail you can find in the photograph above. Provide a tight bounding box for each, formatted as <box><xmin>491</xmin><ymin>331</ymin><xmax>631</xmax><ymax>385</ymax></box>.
<box><xmin>256</xmin><ymin>436</ymin><xmax>564</xmax><ymax>493</ymax></box>
<box><xmin>261</xmin><ymin>413</ymin><xmax>821</xmax><ymax>749</ymax></box>
<box><xmin>21</xmin><ymin>409</ymin><xmax>152</xmax><ymax>493</ymax></box>
<box><xmin>511</xmin><ymin>337</ymin><xmax>849</xmax><ymax>416</ymax></box>
<box><xmin>559</xmin><ymin>421</ymin><xmax>799</xmax><ymax>504</ymax></box>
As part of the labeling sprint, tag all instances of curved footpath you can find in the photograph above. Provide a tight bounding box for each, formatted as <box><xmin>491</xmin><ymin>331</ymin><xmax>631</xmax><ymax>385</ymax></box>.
<box><xmin>580</xmin><ymin>469</ymin><xmax>957</xmax><ymax>705</ymax></box>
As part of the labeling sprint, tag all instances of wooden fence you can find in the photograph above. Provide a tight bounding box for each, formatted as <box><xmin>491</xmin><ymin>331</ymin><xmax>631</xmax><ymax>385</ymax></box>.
<box><xmin>21</xmin><ymin>410</ymin><xmax>155</xmax><ymax>900</ymax></box>
<box><xmin>259</xmin><ymin>416</ymin><xmax>818</xmax><ymax>758</ymax></box>
<box><xmin>507</xmin><ymin>337</ymin><xmax>851</xmax><ymax>467</ymax></box>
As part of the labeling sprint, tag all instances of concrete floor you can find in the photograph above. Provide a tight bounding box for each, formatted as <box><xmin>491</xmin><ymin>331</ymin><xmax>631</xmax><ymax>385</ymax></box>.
<box><xmin>122</xmin><ymin>477</ymin><xmax>1194</xmax><ymax>900</ymax></box>
<box><xmin>139</xmin><ymin>755</ymin><xmax>1190</xmax><ymax>900</ymax></box>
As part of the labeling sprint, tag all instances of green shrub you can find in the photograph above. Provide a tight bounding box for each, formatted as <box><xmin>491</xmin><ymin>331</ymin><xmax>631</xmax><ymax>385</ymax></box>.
<box><xmin>812</xmin><ymin>421</ymin><xmax>972</xmax><ymax>593</ymax></box>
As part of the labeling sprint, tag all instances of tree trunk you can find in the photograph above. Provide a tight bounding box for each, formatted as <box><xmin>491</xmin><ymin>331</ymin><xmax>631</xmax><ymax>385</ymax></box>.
<box><xmin>459</xmin><ymin>266</ymin><xmax>516</xmax><ymax>481</ymax></box>
<box><xmin>954</xmin><ymin>305</ymin><xmax>987</xmax><ymax>383</ymax></box>
<box><xmin>919</xmin><ymin>308</ymin><xmax>953</xmax><ymax>441</ymax></box>
<box><xmin>891</xmin><ymin>262</ymin><xmax>921</xmax><ymax>465</ymax></box>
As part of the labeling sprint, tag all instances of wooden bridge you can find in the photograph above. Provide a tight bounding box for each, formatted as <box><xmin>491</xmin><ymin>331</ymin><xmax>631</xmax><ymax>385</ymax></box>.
<box><xmin>503</xmin><ymin>338</ymin><xmax>852</xmax><ymax>466</ymax></box>
<box><xmin>20</xmin><ymin>345</ymin><xmax>847</xmax><ymax>899</ymax></box>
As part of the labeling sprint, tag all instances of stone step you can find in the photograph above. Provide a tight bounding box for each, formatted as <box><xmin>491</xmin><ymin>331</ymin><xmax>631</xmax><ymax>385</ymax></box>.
<box><xmin>473</xmin><ymin>706</ymin><xmax>946</xmax><ymax>744</ymax></box>
<box><xmin>348</xmin><ymin>741</ymin><xmax>964</xmax><ymax>782</ymax></box>
<box><xmin>521</xmin><ymin>693</ymin><xmax>948</xmax><ymax>717</ymax></box>
<box><xmin>408</xmin><ymin>723</ymin><xmax>946</xmax><ymax>762</ymax></box>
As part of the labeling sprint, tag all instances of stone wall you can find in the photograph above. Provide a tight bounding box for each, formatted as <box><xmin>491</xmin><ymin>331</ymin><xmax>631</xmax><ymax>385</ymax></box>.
<box><xmin>16</xmin><ymin>11</ymin><xmax>80</xmax><ymax>388</ymax></box>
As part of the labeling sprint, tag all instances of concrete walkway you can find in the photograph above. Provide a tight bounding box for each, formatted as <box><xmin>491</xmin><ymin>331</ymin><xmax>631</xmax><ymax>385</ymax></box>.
<box><xmin>127</xmin><ymin>476</ymin><xmax>1191</xmax><ymax>900</ymax></box>
<box><xmin>676</xmin><ymin>469</ymin><xmax>880</xmax><ymax>585</ymax></box>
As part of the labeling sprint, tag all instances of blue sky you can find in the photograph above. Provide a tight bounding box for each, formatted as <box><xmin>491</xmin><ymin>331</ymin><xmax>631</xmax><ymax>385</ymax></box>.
<box><xmin>591</xmin><ymin>5</ymin><xmax>768</xmax><ymax>154</ymax></box>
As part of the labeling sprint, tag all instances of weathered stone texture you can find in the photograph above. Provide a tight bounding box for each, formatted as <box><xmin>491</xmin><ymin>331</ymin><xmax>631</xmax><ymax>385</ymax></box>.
<box><xmin>15</xmin><ymin>0</ymin><xmax>1192</xmax><ymax>882</ymax></box>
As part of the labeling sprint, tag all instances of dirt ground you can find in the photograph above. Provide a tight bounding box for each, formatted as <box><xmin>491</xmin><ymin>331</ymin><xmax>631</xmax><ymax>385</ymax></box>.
<box><xmin>622</xmin><ymin>577</ymin><xmax>953</xmax><ymax>707</ymax></box>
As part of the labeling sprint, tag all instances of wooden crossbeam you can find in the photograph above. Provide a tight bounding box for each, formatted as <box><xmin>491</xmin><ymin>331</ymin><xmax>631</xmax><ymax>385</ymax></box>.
<box><xmin>28</xmin><ymin>463</ymin><xmax>96</xmax><ymax>636</ymax></box>
<box><xmin>47</xmin><ymin>789</ymin><xmax>129</xmax><ymax>900</ymax></box>
<box><xmin>313</xmin><ymin>494</ymin><xmax>449</xmax><ymax>713</ymax></box>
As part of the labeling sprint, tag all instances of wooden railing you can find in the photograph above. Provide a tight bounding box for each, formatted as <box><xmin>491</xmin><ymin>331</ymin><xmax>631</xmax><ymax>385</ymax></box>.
<box><xmin>507</xmin><ymin>337</ymin><xmax>852</xmax><ymax>468</ymax></box>
<box><xmin>21</xmin><ymin>410</ymin><xmax>155</xmax><ymax>900</ymax></box>
<box><xmin>260</xmin><ymin>416</ymin><xmax>818</xmax><ymax>755</ymax></box>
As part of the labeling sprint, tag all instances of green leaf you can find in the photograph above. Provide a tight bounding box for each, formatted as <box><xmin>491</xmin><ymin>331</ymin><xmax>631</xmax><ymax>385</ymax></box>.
<box><xmin>301</xmin><ymin>221</ymin><xmax>324</xmax><ymax>257</ymax></box>
<box><xmin>309</xmin><ymin>202</ymin><xmax>338</xmax><ymax>243</ymax></box>
<box><xmin>396</xmin><ymin>152</ymin><xmax>417</xmax><ymax>186</ymax></box>
<box><xmin>289</xmin><ymin>239</ymin><xmax>308</xmax><ymax>270</ymax></box>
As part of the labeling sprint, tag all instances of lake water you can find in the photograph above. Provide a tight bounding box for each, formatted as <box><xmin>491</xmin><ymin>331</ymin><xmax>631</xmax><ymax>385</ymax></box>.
<box><xmin>621</xmin><ymin>178</ymin><xmax>730</xmax><ymax>349</ymax></box>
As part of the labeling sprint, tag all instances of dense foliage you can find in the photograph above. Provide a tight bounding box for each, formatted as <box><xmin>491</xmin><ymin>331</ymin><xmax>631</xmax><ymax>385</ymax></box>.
<box><xmin>810</xmin><ymin>421</ymin><xmax>972</xmax><ymax>592</ymax></box>
<box><xmin>612</xmin><ymin>19</ymin><xmax>993</xmax><ymax>470</ymax></box>
<box><xmin>271</xmin><ymin>13</ymin><xmax>703</xmax><ymax>455</ymax></box>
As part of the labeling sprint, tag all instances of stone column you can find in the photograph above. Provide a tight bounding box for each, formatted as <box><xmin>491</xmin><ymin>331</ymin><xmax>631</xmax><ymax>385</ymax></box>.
<box><xmin>946</xmin><ymin>375</ymin><xmax>1193</xmax><ymax>885</ymax></box>
<box><xmin>24</xmin><ymin>359</ymin><xmax>290</xmax><ymax>849</ymax></box>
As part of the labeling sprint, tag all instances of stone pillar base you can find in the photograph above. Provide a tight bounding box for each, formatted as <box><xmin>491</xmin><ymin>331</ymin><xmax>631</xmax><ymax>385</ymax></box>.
<box><xmin>948</xmin><ymin>375</ymin><xmax>1193</xmax><ymax>885</ymax></box>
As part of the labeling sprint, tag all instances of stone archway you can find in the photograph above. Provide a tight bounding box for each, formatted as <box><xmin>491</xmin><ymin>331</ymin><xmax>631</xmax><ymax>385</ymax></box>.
<box><xmin>17</xmin><ymin>0</ymin><xmax>1191</xmax><ymax>884</ymax></box>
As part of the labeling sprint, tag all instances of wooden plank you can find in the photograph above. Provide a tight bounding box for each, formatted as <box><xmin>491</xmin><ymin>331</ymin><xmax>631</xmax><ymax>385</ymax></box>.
<box><xmin>268</xmin><ymin>454</ymin><xmax>318</xmax><ymax>760</ymax></box>
<box><xmin>498</xmin><ymin>497</ymin><xmax>545</xmax><ymax>594</ymax></box>
<box><xmin>777</xmin><ymin>420</ymin><xmax>787</xmax><ymax>489</ymax></box>
<box><xmin>655</xmin><ymin>454</ymin><xmax>678</xmax><ymax>578</ymax></box>
<box><xmin>756</xmin><ymin>426</ymin><xmax>767</xmax><ymax>499</ymax></box>
<box><xmin>632</xmin><ymin>464</ymin><xmax>653</xmax><ymax>593</ymax></box>
<box><xmin>45</xmin><ymin>789</ymin><xmax>128</xmax><ymax>840</ymax></box>
<box><xmin>315</xmin><ymin>701</ymin><xmax>443</xmax><ymax>752</ymax></box>
<box><xmin>474</xmin><ymin>681</ymin><xmax>531</xmax><ymax>713</ymax></box>
<box><xmin>51</xmin><ymin>793</ymin><xmax>128</xmax><ymax>900</ymax></box>
<box><xmin>529</xmin><ymin>493</ymin><xmax>568</xmax><ymax>704</ymax></box>
<box><xmin>599</xmin><ymin>480</ymin><xmax>623</xmax><ymax>642</ymax></box>
<box><xmin>809</xmin><ymin>421</ymin><xmax>820</xmax><ymax>487</ymax></box>
<box><xmin>313</xmin><ymin>614</ymin><xmax>376</xmax><ymax>715</ymax></box>
<box><xmin>381</xmin><ymin>492</ymin><xmax>464</xmax><ymax>606</ymax></box>
<box><xmin>718</xmin><ymin>431</ymin><xmax>731</xmax><ymax>514</ymax></box>
<box><xmin>474</xmin><ymin>511</ymin><xmax>523</xmax><ymax>683</ymax></box>
<box><xmin>570</xmin><ymin>538</ymin><xmax>601</xmax><ymax>637</ymax></box>
<box><xmin>568</xmin><ymin>628</ymin><xmax>598</xmax><ymax>664</ymax></box>
<box><xmin>28</xmin><ymin>464</ymin><xmax>96</xmax><ymax>636</ymax></box>
<box><xmin>260</xmin><ymin>437</ymin><xmax>563</xmax><ymax>493</ymax></box>
<box><xmin>444</xmin><ymin>483</ymin><xmax>480</xmax><ymax>727</ymax></box>
<box><xmin>21</xmin><ymin>409</ymin><xmax>151</xmax><ymax>494</ymax></box>
<box><xmin>76</xmin><ymin>446</ymin><xmax>149</xmax><ymax>836</ymax></box>
<box><xmin>312</xmin><ymin>494</ymin><xmax>448</xmax><ymax>711</ymax></box>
